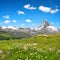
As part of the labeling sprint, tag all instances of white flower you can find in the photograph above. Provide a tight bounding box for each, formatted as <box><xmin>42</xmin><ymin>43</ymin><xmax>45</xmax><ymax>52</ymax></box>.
<box><xmin>57</xmin><ymin>49</ymin><xmax>60</xmax><ymax>53</ymax></box>
<box><xmin>48</xmin><ymin>48</ymin><xmax>53</xmax><ymax>51</ymax></box>
<box><xmin>33</xmin><ymin>43</ymin><xmax>37</xmax><ymax>45</ymax></box>
<box><xmin>0</xmin><ymin>50</ymin><xmax>3</xmax><ymax>54</ymax></box>
<box><xmin>23</xmin><ymin>45</ymin><xmax>27</xmax><ymax>50</ymax></box>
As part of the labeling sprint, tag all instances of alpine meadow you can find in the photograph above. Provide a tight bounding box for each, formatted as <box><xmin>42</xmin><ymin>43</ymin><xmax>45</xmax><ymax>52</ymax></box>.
<box><xmin>0</xmin><ymin>0</ymin><xmax>60</xmax><ymax>60</ymax></box>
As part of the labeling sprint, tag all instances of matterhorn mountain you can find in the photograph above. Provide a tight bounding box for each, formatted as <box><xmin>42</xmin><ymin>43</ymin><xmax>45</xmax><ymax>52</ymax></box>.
<box><xmin>35</xmin><ymin>20</ymin><xmax>59</xmax><ymax>34</ymax></box>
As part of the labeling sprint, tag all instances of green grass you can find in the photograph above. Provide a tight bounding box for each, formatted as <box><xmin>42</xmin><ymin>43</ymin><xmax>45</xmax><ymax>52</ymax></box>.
<box><xmin>0</xmin><ymin>34</ymin><xmax>60</xmax><ymax>60</ymax></box>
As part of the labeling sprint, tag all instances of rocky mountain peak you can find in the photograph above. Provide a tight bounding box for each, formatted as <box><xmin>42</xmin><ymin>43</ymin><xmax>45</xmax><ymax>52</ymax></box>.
<box><xmin>40</xmin><ymin>20</ymin><xmax>50</xmax><ymax>28</ymax></box>
<box><xmin>37</xmin><ymin>19</ymin><xmax>59</xmax><ymax>34</ymax></box>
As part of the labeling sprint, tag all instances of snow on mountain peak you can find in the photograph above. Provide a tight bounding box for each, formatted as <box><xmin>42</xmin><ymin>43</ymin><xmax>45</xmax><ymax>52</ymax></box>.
<box><xmin>47</xmin><ymin>25</ymin><xmax>59</xmax><ymax>32</ymax></box>
<box><xmin>2</xmin><ymin>26</ymin><xmax>17</xmax><ymax>30</ymax></box>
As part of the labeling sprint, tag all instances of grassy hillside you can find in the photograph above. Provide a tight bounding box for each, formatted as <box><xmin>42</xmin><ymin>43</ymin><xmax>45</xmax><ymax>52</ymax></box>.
<box><xmin>0</xmin><ymin>30</ymin><xmax>32</xmax><ymax>40</ymax></box>
<box><xmin>0</xmin><ymin>33</ymin><xmax>60</xmax><ymax>60</ymax></box>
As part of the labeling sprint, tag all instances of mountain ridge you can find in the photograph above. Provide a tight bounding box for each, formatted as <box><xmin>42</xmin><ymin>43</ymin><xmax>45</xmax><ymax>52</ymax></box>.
<box><xmin>0</xmin><ymin>20</ymin><xmax>60</xmax><ymax>39</ymax></box>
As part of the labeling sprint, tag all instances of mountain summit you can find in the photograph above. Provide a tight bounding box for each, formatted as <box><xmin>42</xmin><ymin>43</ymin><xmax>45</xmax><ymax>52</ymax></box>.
<box><xmin>39</xmin><ymin>20</ymin><xmax>50</xmax><ymax>28</ymax></box>
<box><xmin>37</xmin><ymin>20</ymin><xmax>59</xmax><ymax>34</ymax></box>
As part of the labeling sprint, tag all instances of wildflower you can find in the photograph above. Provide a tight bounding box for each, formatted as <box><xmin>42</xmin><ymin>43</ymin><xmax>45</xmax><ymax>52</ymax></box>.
<box><xmin>48</xmin><ymin>48</ymin><xmax>53</xmax><ymax>51</ymax></box>
<box><xmin>0</xmin><ymin>50</ymin><xmax>3</xmax><ymax>54</ymax></box>
<box><xmin>57</xmin><ymin>49</ymin><xmax>60</xmax><ymax>53</ymax></box>
<box><xmin>33</xmin><ymin>43</ymin><xmax>37</xmax><ymax>45</ymax></box>
<box><xmin>23</xmin><ymin>45</ymin><xmax>27</xmax><ymax>50</ymax></box>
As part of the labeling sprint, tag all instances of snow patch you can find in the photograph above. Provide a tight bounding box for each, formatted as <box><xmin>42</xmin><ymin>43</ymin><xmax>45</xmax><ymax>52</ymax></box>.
<box><xmin>2</xmin><ymin>26</ymin><xmax>17</xmax><ymax>30</ymax></box>
<box><xmin>47</xmin><ymin>25</ymin><xmax>59</xmax><ymax>32</ymax></box>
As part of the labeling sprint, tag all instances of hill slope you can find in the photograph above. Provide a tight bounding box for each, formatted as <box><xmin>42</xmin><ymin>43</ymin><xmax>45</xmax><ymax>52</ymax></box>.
<box><xmin>0</xmin><ymin>33</ymin><xmax>60</xmax><ymax>60</ymax></box>
<box><xmin>0</xmin><ymin>30</ymin><xmax>32</xmax><ymax>40</ymax></box>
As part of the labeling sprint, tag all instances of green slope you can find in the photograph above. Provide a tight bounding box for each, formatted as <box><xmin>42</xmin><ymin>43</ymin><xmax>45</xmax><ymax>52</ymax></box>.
<box><xmin>0</xmin><ymin>33</ymin><xmax>60</xmax><ymax>60</ymax></box>
<box><xmin>0</xmin><ymin>30</ymin><xmax>32</xmax><ymax>40</ymax></box>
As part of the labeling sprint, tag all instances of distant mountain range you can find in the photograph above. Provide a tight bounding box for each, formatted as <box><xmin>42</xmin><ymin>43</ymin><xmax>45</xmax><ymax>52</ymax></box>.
<box><xmin>0</xmin><ymin>20</ymin><xmax>60</xmax><ymax>39</ymax></box>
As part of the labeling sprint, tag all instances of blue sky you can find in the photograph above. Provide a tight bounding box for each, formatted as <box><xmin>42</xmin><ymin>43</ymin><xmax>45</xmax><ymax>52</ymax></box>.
<box><xmin>0</xmin><ymin>0</ymin><xmax>60</xmax><ymax>28</ymax></box>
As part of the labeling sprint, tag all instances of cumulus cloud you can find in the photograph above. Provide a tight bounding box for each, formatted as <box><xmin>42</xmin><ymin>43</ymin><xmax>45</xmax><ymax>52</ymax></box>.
<box><xmin>39</xmin><ymin>6</ymin><xmax>59</xmax><ymax>14</ymax></box>
<box><xmin>4</xmin><ymin>20</ymin><xmax>10</xmax><ymax>24</ymax></box>
<box><xmin>25</xmin><ymin>19</ymin><xmax>32</xmax><ymax>23</ymax></box>
<box><xmin>24</xmin><ymin>4</ymin><xmax>36</xmax><ymax>10</ymax></box>
<box><xmin>13</xmin><ymin>20</ymin><xmax>16</xmax><ymax>23</ymax></box>
<box><xmin>39</xmin><ymin>6</ymin><xmax>51</xmax><ymax>12</ymax></box>
<box><xmin>17</xmin><ymin>11</ymin><xmax>25</xmax><ymax>15</ymax></box>
<box><xmin>3</xmin><ymin>15</ymin><xmax>9</xmax><ymax>19</ymax></box>
<box><xmin>50</xmin><ymin>9</ymin><xmax>59</xmax><ymax>14</ymax></box>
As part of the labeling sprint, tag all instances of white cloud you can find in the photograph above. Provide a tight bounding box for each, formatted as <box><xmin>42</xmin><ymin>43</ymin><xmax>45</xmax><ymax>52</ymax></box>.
<box><xmin>24</xmin><ymin>4</ymin><xmax>36</xmax><ymax>10</ymax></box>
<box><xmin>39</xmin><ymin>6</ymin><xmax>59</xmax><ymax>14</ymax></box>
<box><xmin>17</xmin><ymin>11</ymin><xmax>25</xmax><ymax>15</ymax></box>
<box><xmin>4</xmin><ymin>20</ymin><xmax>10</xmax><ymax>24</ymax></box>
<box><xmin>3</xmin><ymin>15</ymin><xmax>9</xmax><ymax>19</ymax></box>
<box><xmin>39</xmin><ymin>6</ymin><xmax>51</xmax><ymax>12</ymax></box>
<box><xmin>50</xmin><ymin>9</ymin><xmax>59</xmax><ymax>14</ymax></box>
<box><xmin>25</xmin><ymin>19</ymin><xmax>32</xmax><ymax>23</ymax></box>
<box><xmin>13</xmin><ymin>20</ymin><xmax>16</xmax><ymax>23</ymax></box>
